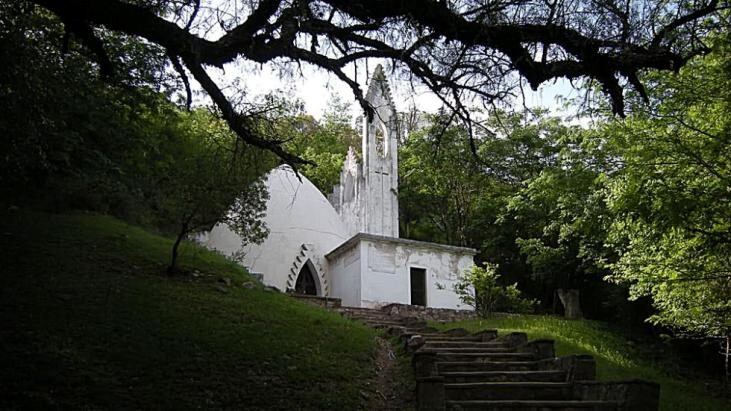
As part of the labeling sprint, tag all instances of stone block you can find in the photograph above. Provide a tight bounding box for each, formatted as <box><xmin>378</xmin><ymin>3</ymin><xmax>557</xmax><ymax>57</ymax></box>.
<box><xmin>386</xmin><ymin>325</ymin><xmax>407</xmax><ymax>337</ymax></box>
<box><xmin>416</xmin><ymin>376</ymin><xmax>445</xmax><ymax>411</ymax></box>
<box><xmin>472</xmin><ymin>329</ymin><xmax>498</xmax><ymax>341</ymax></box>
<box><xmin>443</xmin><ymin>327</ymin><xmax>470</xmax><ymax>337</ymax></box>
<box><xmin>573</xmin><ymin>380</ymin><xmax>660</xmax><ymax>411</ymax></box>
<box><xmin>518</xmin><ymin>339</ymin><xmax>555</xmax><ymax>359</ymax></box>
<box><xmin>573</xmin><ymin>355</ymin><xmax>596</xmax><ymax>381</ymax></box>
<box><xmin>622</xmin><ymin>380</ymin><xmax>660</xmax><ymax>411</ymax></box>
<box><xmin>406</xmin><ymin>335</ymin><xmax>426</xmax><ymax>353</ymax></box>
<box><xmin>412</xmin><ymin>351</ymin><xmax>438</xmax><ymax>378</ymax></box>
<box><xmin>498</xmin><ymin>331</ymin><xmax>528</xmax><ymax>347</ymax></box>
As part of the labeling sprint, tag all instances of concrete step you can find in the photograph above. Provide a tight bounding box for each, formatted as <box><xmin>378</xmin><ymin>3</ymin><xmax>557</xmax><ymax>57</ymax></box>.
<box><xmin>342</xmin><ymin>311</ymin><xmax>390</xmax><ymax>316</ymax></box>
<box><xmin>339</xmin><ymin>306</ymin><xmax>385</xmax><ymax>314</ymax></box>
<box><xmin>436</xmin><ymin>352</ymin><xmax>537</xmax><ymax>363</ymax></box>
<box><xmin>343</xmin><ymin>315</ymin><xmax>402</xmax><ymax>323</ymax></box>
<box><xmin>445</xmin><ymin>382</ymin><xmax>573</xmax><ymax>401</ymax></box>
<box><xmin>424</xmin><ymin>341</ymin><xmax>511</xmax><ymax>349</ymax></box>
<box><xmin>362</xmin><ymin>319</ymin><xmax>405</xmax><ymax>325</ymax></box>
<box><xmin>420</xmin><ymin>334</ymin><xmax>486</xmax><ymax>341</ymax></box>
<box><xmin>422</xmin><ymin>346</ymin><xmax>515</xmax><ymax>354</ymax></box>
<box><xmin>368</xmin><ymin>322</ymin><xmax>410</xmax><ymax>329</ymax></box>
<box><xmin>441</xmin><ymin>370</ymin><xmax>567</xmax><ymax>383</ymax></box>
<box><xmin>445</xmin><ymin>400</ymin><xmax>620</xmax><ymax>410</ymax></box>
<box><xmin>345</xmin><ymin>315</ymin><xmax>395</xmax><ymax>321</ymax></box>
<box><xmin>437</xmin><ymin>361</ymin><xmax>541</xmax><ymax>373</ymax></box>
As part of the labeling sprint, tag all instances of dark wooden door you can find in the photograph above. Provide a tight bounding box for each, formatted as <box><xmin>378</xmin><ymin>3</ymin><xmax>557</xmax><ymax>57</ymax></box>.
<box><xmin>410</xmin><ymin>267</ymin><xmax>427</xmax><ymax>306</ymax></box>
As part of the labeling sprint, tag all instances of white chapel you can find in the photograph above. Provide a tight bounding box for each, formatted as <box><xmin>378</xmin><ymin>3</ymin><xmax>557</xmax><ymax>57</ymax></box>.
<box><xmin>200</xmin><ymin>66</ymin><xmax>475</xmax><ymax>309</ymax></box>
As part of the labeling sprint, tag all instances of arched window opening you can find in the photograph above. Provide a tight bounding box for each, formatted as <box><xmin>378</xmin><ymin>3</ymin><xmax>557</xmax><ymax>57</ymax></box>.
<box><xmin>295</xmin><ymin>261</ymin><xmax>318</xmax><ymax>295</ymax></box>
<box><xmin>343</xmin><ymin>171</ymin><xmax>355</xmax><ymax>202</ymax></box>
<box><xmin>374</xmin><ymin>123</ymin><xmax>387</xmax><ymax>157</ymax></box>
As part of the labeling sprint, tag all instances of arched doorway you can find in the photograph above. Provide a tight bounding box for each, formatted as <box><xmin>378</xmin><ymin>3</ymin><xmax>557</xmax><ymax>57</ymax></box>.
<box><xmin>294</xmin><ymin>260</ymin><xmax>319</xmax><ymax>295</ymax></box>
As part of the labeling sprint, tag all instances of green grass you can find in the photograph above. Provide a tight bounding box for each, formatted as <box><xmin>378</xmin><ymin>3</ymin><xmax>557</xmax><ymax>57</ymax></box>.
<box><xmin>433</xmin><ymin>315</ymin><xmax>731</xmax><ymax>411</ymax></box>
<box><xmin>0</xmin><ymin>208</ymin><xmax>378</xmax><ymax>410</ymax></box>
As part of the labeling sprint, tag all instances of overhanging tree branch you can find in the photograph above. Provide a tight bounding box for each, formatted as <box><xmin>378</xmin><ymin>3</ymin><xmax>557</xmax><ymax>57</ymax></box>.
<box><xmin>29</xmin><ymin>0</ymin><xmax>726</xmax><ymax>165</ymax></box>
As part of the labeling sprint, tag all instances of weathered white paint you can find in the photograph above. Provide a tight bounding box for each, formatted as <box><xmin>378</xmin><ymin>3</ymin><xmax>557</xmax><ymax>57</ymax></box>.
<box><xmin>327</xmin><ymin>234</ymin><xmax>475</xmax><ymax>310</ymax></box>
<box><xmin>328</xmin><ymin>241</ymin><xmax>363</xmax><ymax>307</ymax></box>
<box><xmin>199</xmin><ymin>66</ymin><xmax>475</xmax><ymax>311</ymax></box>
<box><xmin>330</xmin><ymin>65</ymin><xmax>399</xmax><ymax>238</ymax></box>
<box><xmin>198</xmin><ymin>166</ymin><xmax>348</xmax><ymax>293</ymax></box>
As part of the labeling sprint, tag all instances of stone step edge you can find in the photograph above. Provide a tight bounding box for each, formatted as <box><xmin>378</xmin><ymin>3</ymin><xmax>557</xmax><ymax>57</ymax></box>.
<box><xmin>421</xmin><ymin>347</ymin><xmax>515</xmax><ymax>352</ymax></box>
<box><xmin>436</xmin><ymin>361</ymin><xmax>541</xmax><ymax>366</ymax></box>
<box><xmin>441</xmin><ymin>370</ymin><xmax>566</xmax><ymax>376</ymax></box>
<box><xmin>436</xmin><ymin>352</ymin><xmax>536</xmax><ymax>357</ymax></box>
<box><xmin>445</xmin><ymin>399</ymin><xmax>622</xmax><ymax>407</ymax></box>
<box><xmin>445</xmin><ymin>382</ymin><xmax>572</xmax><ymax>389</ymax></box>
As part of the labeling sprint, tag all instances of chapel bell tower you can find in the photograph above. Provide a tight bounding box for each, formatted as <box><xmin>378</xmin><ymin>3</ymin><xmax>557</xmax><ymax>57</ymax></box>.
<box><xmin>329</xmin><ymin>65</ymin><xmax>400</xmax><ymax>238</ymax></box>
<box><xmin>361</xmin><ymin>65</ymin><xmax>399</xmax><ymax>238</ymax></box>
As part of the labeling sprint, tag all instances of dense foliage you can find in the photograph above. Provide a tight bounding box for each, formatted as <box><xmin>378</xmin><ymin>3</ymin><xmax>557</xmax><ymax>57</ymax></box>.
<box><xmin>398</xmin><ymin>35</ymin><xmax>731</xmax><ymax>380</ymax></box>
<box><xmin>0</xmin><ymin>4</ymin><xmax>274</xmax><ymax>268</ymax></box>
<box><xmin>602</xmin><ymin>36</ymin><xmax>731</xmax><ymax>338</ymax></box>
<box><xmin>283</xmin><ymin>97</ymin><xmax>360</xmax><ymax>193</ymax></box>
<box><xmin>454</xmin><ymin>263</ymin><xmax>537</xmax><ymax>317</ymax></box>
<box><xmin>398</xmin><ymin>112</ymin><xmax>624</xmax><ymax>319</ymax></box>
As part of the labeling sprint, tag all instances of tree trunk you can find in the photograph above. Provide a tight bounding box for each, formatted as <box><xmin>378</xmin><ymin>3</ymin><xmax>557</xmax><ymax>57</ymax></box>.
<box><xmin>168</xmin><ymin>221</ymin><xmax>189</xmax><ymax>274</ymax></box>
<box><xmin>725</xmin><ymin>333</ymin><xmax>730</xmax><ymax>391</ymax></box>
<box><xmin>557</xmin><ymin>289</ymin><xmax>583</xmax><ymax>319</ymax></box>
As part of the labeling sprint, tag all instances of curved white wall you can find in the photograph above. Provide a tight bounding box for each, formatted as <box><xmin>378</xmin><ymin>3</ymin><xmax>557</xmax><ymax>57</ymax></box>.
<box><xmin>200</xmin><ymin>166</ymin><xmax>348</xmax><ymax>292</ymax></box>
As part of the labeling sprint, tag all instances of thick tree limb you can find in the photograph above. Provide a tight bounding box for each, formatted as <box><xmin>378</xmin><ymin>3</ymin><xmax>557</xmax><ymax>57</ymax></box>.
<box><xmin>29</xmin><ymin>0</ymin><xmax>726</xmax><ymax>164</ymax></box>
<box><xmin>168</xmin><ymin>52</ymin><xmax>192</xmax><ymax>110</ymax></box>
<box><xmin>182</xmin><ymin>55</ymin><xmax>312</xmax><ymax>167</ymax></box>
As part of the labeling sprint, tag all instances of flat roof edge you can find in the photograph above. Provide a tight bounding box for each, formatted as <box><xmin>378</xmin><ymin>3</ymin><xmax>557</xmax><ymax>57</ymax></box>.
<box><xmin>326</xmin><ymin>233</ymin><xmax>476</xmax><ymax>260</ymax></box>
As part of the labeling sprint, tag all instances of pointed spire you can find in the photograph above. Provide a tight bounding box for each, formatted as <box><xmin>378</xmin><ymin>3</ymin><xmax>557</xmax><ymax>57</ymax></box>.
<box><xmin>372</xmin><ymin>64</ymin><xmax>387</xmax><ymax>81</ymax></box>
<box><xmin>343</xmin><ymin>146</ymin><xmax>359</xmax><ymax>169</ymax></box>
<box><xmin>365</xmin><ymin>64</ymin><xmax>396</xmax><ymax>115</ymax></box>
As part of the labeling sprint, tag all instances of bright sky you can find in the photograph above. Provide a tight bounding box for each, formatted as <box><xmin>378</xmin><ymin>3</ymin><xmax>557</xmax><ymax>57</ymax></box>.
<box><xmin>213</xmin><ymin>59</ymin><xmax>584</xmax><ymax>122</ymax></box>
<box><xmin>191</xmin><ymin>1</ymin><xmax>591</xmax><ymax>123</ymax></box>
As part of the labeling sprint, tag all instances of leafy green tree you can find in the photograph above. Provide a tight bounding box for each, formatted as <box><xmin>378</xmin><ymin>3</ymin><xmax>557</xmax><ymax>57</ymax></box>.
<box><xmin>0</xmin><ymin>2</ymin><xmax>169</xmax><ymax>212</ymax></box>
<box><xmin>503</xmin><ymin>126</ymin><xmax>618</xmax><ymax>318</ymax></box>
<box><xmin>400</xmin><ymin>111</ymin><xmax>599</xmax><ymax>314</ymax></box>
<box><xmin>145</xmin><ymin>110</ymin><xmax>274</xmax><ymax>272</ymax></box>
<box><xmin>601</xmin><ymin>36</ymin><xmax>731</xmax><ymax>353</ymax></box>
<box><xmin>399</xmin><ymin>115</ymin><xmax>490</xmax><ymax>246</ymax></box>
<box><xmin>0</xmin><ymin>5</ymin><xmax>274</xmax><ymax>274</ymax></box>
<box><xmin>454</xmin><ymin>263</ymin><xmax>537</xmax><ymax>317</ymax></box>
<box><xmin>285</xmin><ymin>97</ymin><xmax>359</xmax><ymax>193</ymax></box>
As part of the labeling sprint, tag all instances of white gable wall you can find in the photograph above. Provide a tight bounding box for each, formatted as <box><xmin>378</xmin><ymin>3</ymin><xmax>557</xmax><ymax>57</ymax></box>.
<box><xmin>360</xmin><ymin>239</ymin><xmax>473</xmax><ymax>309</ymax></box>
<box><xmin>327</xmin><ymin>242</ymin><xmax>362</xmax><ymax>307</ymax></box>
<box><xmin>328</xmin><ymin>235</ymin><xmax>475</xmax><ymax>310</ymax></box>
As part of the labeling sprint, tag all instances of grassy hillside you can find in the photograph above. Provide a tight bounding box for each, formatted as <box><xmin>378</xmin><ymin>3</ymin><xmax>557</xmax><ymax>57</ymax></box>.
<box><xmin>435</xmin><ymin>316</ymin><xmax>731</xmax><ymax>411</ymax></box>
<box><xmin>0</xmin><ymin>208</ymin><xmax>377</xmax><ymax>410</ymax></box>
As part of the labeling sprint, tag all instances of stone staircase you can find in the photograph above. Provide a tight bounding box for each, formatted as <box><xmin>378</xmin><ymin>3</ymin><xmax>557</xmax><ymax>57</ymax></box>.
<box><xmin>331</xmin><ymin>302</ymin><xmax>660</xmax><ymax>411</ymax></box>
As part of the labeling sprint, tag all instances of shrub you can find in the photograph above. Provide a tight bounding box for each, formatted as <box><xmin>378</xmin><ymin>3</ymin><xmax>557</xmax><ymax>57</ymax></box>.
<box><xmin>455</xmin><ymin>263</ymin><xmax>537</xmax><ymax>317</ymax></box>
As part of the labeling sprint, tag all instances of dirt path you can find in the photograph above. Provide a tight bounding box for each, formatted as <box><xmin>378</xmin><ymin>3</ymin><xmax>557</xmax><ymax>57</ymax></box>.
<box><xmin>364</xmin><ymin>336</ymin><xmax>415</xmax><ymax>410</ymax></box>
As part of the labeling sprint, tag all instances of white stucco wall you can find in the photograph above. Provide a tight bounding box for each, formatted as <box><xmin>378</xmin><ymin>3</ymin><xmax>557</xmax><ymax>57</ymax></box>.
<box><xmin>328</xmin><ymin>234</ymin><xmax>475</xmax><ymax>310</ymax></box>
<box><xmin>327</xmin><ymin>242</ymin><xmax>362</xmax><ymax>307</ymax></box>
<box><xmin>199</xmin><ymin>166</ymin><xmax>348</xmax><ymax>294</ymax></box>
